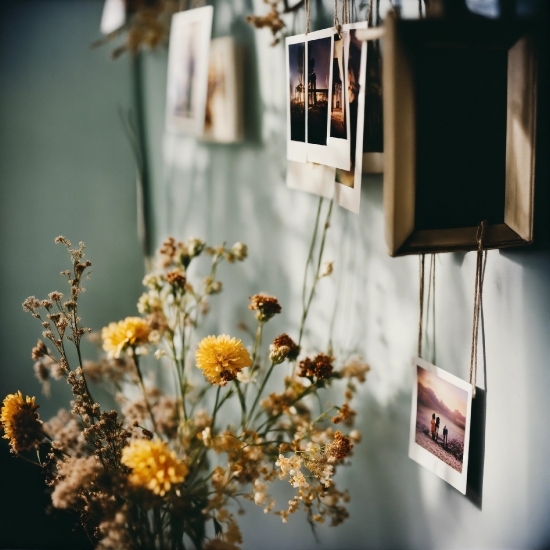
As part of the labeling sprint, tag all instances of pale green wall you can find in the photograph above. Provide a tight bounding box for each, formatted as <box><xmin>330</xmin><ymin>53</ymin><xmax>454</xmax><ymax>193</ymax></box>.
<box><xmin>0</xmin><ymin>0</ymin><xmax>144</xmax><ymax>418</ymax></box>
<box><xmin>1</xmin><ymin>0</ymin><xmax>550</xmax><ymax>549</ymax></box>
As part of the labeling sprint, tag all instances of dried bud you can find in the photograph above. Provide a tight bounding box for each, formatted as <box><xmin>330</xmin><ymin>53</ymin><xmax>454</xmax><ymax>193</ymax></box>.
<box><xmin>231</xmin><ymin>242</ymin><xmax>248</xmax><ymax>261</ymax></box>
<box><xmin>248</xmin><ymin>294</ymin><xmax>281</xmax><ymax>322</ymax></box>
<box><xmin>31</xmin><ymin>340</ymin><xmax>48</xmax><ymax>360</ymax></box>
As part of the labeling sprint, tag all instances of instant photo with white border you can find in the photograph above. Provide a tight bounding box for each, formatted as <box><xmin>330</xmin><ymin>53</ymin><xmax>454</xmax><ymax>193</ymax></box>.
<box><xmin>306</xmin><ymin>28</ymin><xmax>334</xmax><ymax>165</ymax></box>
<box><xmin>286</xmin><ymin>34</ymin><xmax>307</xmax><ymax>162</ymax></box>
<box><xmin>165</xmin><ymin>6</ymin><xmax>214</xmax><ymax>136</ymax></box>
<box><xmin>286</xmin><ymin>160</ymin><xmax>335</xmax><ymax>199</ymax></box>
<box><xmin>323</xmin><ymin>30</ymin><xmax>351</xmax><ymax>171</ymax></box>
<box><xmin>409</xmin><ymin>357</ymin><xmax>473</xmax><ymax>494</ymax></box>
<box><xmin>334</xmin><ymin>21</ymin><xmax>368</xmax><ymax>214</ymax></box>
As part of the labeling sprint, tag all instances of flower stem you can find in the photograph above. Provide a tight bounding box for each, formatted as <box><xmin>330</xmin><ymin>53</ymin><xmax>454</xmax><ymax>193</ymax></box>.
<box><xmin>298</xmin><ymin>199</ymin><xmax>333</xmax><ymax>347</ymax></box>
<box><xmin>132</xmin><ymin>351</ymin><xmax>158</xmax><ymax>434</ymax></box>
<box><xmin>248</xmin><ymin>360</ymin><xmax>276</xmax><ymax>424</ymax></box>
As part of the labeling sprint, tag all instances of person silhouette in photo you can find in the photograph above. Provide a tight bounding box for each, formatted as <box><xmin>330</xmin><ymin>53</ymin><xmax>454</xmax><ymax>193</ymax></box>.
<box><xmin>443</xmin><ymin>425</ymin><xmax>448</xmax><ymax>448</ymax></box>
<box><xmin>430</xmin><ymin>413</ymin><xmax>436</xmax><ymax>440</ymax></box>
<box><xmin>435</xmin><ymin>416</ymin><xmax>440</xmax><ymax>441</ymax></box>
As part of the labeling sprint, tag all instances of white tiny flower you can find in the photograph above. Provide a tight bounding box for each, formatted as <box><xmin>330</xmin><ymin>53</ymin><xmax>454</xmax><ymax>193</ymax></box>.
<box><xmin>231</xmin><ymin>242</ymin><xmax>248</xmax><ymax>261</ymax></box>
<box><xmin>154</xmin><ymin>349</ymin><xmax>166</xmax><ymax>360</ymax></box>
<box><xmin>290</xmin><ymin>471</ymin><xmax>309</xmax><ymax>488</ymax></box>
<box><xmin>201</xmin><ymin>427</ymin><xmax>212</xmax><ymax>447</ymax></box>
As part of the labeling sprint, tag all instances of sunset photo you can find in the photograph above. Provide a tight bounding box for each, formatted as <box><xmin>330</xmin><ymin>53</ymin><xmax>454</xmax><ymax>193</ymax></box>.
<box><xmin>415</xmin><ymin>364</ymin><xmax>468</xmax><ymax>472</ymax></box>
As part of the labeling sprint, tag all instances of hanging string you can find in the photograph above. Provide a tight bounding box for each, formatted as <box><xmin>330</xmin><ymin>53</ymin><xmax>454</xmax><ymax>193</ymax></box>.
<box><xmin>469</xmin><ymin>221</ymin><xmax>487</xmax><ymax>398</ymax></box>
<box><xmin>305</xmin><ymin>0</ymin><xmax>311</xmax><ymax>34</ymax></box>
<box><xmin>418</xmin><ymin>254</ymin><xmax>425</xmax><ymax>357</ymax></box>
<box><xmin>334</xmin><ymin>0</ymin><xmax>342</xmax><ymax>35</ymax></box>
<box><xmin>418</xmin><ymin>254</ymin><xmax>437</xmax><ymax>360</ymax></box>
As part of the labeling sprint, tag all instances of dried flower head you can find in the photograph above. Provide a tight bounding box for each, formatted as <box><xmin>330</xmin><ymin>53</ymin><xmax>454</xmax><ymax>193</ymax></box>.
<box><xmin>51</xmin><ymin>456</ymin><xmax>101</xmax><ymax>509</ymax></box>
<box><xmin>121</xmin><ymin>439</ymin><xmax>188</xmax><ymax>496</ymax></box>
<box><xmin>196</xmin><ymin>335</ymin><xmax>252</xmax><ymax>386</ymax></box>
<box><xmin>246</xmin><ymin>1</ymin><xmax>286</xmax><ymax>46</ymax></box>
<box><xmin>31</xmin><ymin>339</ymin><xmax>48</xmax><ymax>360</ymax></box>
<box><xmin>248</xmin><ymin>294</ymin><xmax>281</xmax><ymax>322</ymax></box>
<box><xmin>166</xmin><ymin>269</ymin><xmax>187</xmax><ymax>289</ymax></box>
<box><xmin>269</xmin><ymin>333</ymin><xmax>300</xmax><ymax>364</ymax></box>
<box><xmin>101</xmin><ymin>317</ymin><xmax>151</xmax><ymax>358</ymax></box>
<box><xmin>230</xmin><ymin>242</ymin><xmax>248</xmax><ymax>261</ymax></box>
<box><xmin>325</xmin><ymin>431</ymin><xmax>353</xmax><ymax>461</ymax></box>
<box><xmin>298</xmin><ymin>353</ymin><xmax>334</xmax><ymax>380</ymax></box>
<box><xmin>1</xmin><ymin>391</ymin><xmax>43</xmax><ymax>453</ymax></box>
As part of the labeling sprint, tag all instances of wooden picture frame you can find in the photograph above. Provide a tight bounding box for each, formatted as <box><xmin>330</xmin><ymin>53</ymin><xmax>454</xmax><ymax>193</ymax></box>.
<box><xmin>383</xmin><ymin>13</ymin><xmax>537</xmax><ymax>256</ymax></box>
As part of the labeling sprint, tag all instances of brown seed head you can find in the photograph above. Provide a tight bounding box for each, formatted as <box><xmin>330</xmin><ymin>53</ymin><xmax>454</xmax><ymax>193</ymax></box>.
<box><xmin>248</xmin><ymin>294</ymin><xmax>281</xmax><ymax>322</ymax></box>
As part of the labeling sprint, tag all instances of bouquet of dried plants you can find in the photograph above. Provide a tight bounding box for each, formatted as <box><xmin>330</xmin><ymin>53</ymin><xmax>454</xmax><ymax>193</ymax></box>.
<box><xmin>1</xmin><ymin>224</ymin><xmax>368</xmax><ymax>549</ymax></box>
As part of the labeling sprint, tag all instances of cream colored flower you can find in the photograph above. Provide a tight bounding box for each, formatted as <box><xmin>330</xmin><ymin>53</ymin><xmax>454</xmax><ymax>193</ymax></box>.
<box><xmin>195</xmin><ymin>335</ymin><xmax>252</xmax><ymax>386</ymax></box>
<box><xmin>101</xmin><ymin>317</ymin><xmax>151</xmax><ymax>358</ymax></box>
<box><xmin>121</xmin><ymin>439</ymin><xmax>188</xmax><ymax>497</ymax></box>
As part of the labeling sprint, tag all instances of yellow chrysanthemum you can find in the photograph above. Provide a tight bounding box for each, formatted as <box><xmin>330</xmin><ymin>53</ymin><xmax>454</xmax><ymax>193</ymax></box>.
<box><xmin>121</xmin><ymin>439</ymin><xmax>188</xmax><ymax>497</ymax></box>
<box><xmin>1</xmin><ymin>391</ymin><xmax>43</xmax><ymax>453</ymax></box>
<box><xmin>195</xmin><ymin>335</ymin><xmax>252</xmax><ymax>386</ymax></box>
<box><xmin>101</xmin><ymin>316</ymin><xmax>151</xmax><ymax>358</ymax></box>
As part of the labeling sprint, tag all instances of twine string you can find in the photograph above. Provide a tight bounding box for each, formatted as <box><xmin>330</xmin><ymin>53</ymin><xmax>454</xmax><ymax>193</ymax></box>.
<box><xmin>418</xmin><ymin>254</ymin><xmax>426</xmax><ymax>357</ymax></box>
<box><xmin>305</xmin><ymin>0</ymin><xmax>310</xmax><ymax>34</ymax></box>
<box><xmin>418</xmin><ymin>254</ymin><xmax>436</xmax><ymax>360</ymax></box>
<box><xmin>469</xmin><ymin>221</ymin><xmax>487</xmax><ymax>398</ymax></box>
<box><xmin>334</xmin><ymin>0</ymin><xmax>342</xmax><ymax>35</ymax></box>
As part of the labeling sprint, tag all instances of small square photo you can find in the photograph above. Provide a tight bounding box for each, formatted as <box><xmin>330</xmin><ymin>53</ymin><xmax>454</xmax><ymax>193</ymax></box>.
<box><xmin>409</xmin><ymin>357</ymin><xmax>473</xmax><ymax>494</ymax></box>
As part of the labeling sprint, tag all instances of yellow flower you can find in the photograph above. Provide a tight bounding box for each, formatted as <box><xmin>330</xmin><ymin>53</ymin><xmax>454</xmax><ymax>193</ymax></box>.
<box><xmin>1</xmin><ymin>391</ymin><xmax>43</xmax><ymax>453</ymax></box>
<box><xmin>195</xmin><ymin>335</ymin><xmax>252</xmax><ymax>386</ymax></box>
<box><xmin>121</xmin><ymin>439</ymin><xmax>188</xmax><ymax>496</ymax></box>
<box><xmin>101</xmin><ymin>317</ymin><xmax>151</xmax><ymax>358</ymax></box>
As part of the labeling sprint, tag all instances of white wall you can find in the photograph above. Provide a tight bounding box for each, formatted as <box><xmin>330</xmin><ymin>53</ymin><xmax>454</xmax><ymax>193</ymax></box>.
<box><xmin>140</xmin><ymin>0</ymin><xmax>550</xmax><ymax>548</ymax></box>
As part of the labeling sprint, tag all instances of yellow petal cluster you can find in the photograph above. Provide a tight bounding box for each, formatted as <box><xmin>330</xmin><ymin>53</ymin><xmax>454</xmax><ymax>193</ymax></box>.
<box><xmin>121</xmin><ymin>439</ymin><xmax>188</xmax><ymax>497</ymax></box>
<box><xmin>101</xmin><ymin>316</ymin><xmax>151</xmax><ymax>358</ymax></box>
<box><xmin>1</xmin><ymin>391</ymin><xmax>43</xmax><ymax>453</ymax></box>
<box><xmin>195</xmin><ymin>335</ymin><xmax>252</xmax><ymax>386</ymax></box>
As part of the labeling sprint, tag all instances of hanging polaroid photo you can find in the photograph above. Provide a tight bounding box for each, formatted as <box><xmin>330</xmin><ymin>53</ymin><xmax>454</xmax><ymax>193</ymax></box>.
<box><xmin>201</xmin><ymin>37</ymin><xmax>244</xmax><ymax>143</ymax></box>
<box><xmin>305</xmin><ymin>29</ymin><xmax>334</xmax><ymax>165</ymax></box>
<box><xmin>286</xmin><ymin>34</ymin><xmax>307</xmax><ymax>162</ymax></box>
<box><xmin>286</xmin><ymin>160</ymin><xmax>335</xmax><ymax>199</ymax></box>
<box><xmin>409</xmin><ymin>357</ymin><xmax>473</xmax><ymax>494</ymax></box>
<box><xmin>334</xmin><ymin>22</ymin><xmax>368</xmax><ymax>213</ymax></box>
<box><xmin>165</xmin><ymin>6</ymin><xmax>214</xmax><ymax>136</ymax></box>
<box><xmin>324</xmin><ymin>30</ymin><xmax>351</xmax><ymax>171</ymax></box>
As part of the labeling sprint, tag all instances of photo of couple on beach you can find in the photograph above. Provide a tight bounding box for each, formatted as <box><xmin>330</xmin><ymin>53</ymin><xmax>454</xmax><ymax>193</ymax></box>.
<box><xmin>415</xmin><ymin>364</ymin><xmax>467</xmax><ymax>473</ymax></box>
<box><xmin>409</xmin><ymin>358</ymin><xmax>473</xmax><ymax>493</ymax></box>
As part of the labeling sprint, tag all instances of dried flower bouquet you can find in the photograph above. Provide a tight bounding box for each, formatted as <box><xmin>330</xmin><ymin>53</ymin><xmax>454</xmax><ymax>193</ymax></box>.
<box><xmin>2</xmin><ymin>227</ymin><xmax>368</xmax><ymax>549</ymax></box>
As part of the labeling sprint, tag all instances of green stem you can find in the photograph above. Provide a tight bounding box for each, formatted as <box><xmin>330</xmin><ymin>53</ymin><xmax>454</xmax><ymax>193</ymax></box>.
<box><xmin>248</xmin><ymin>361</ymin><xmax>276</xmax><ymax>424</ymax></box>
<box><xmin>132</xmin><ymin>351</ymin><xmax>159</xmax><ymax>435</ymax></box>
<box><xmin>298</xmin><ymin>199</ymin><xmax>333</xmax><ymax>347</ymax></box>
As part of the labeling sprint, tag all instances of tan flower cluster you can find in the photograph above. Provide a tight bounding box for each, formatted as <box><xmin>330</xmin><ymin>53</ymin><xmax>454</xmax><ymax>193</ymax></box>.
<box><xmin>51</xmin><ymin>456</ymin><xmax>101</xmax><ymax>509</ymax></box>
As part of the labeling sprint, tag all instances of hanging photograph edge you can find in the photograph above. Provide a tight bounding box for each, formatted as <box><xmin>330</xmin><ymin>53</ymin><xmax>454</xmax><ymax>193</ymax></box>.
<box><xmin>165</xmin><ymin>6</ymin><xmax>214</xmax><ymax>137</ymax></box>
<box><xmin>408</xmin><ymin>357</ymin><xmax>473</xmax><ymax>495</ymax></box>
<box><xmin>335</xmin><ymin>21</ymin><xmax>369</xmax><ymax>214</ymax></box>
<box><xmin>286</xmin><ymin>33</ymin><xmax>308</xmax><ymax>162</ymax></box>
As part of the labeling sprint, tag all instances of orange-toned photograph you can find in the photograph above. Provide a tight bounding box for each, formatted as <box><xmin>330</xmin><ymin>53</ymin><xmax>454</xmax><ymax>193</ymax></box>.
<box><xmin>415</xmin><ymin>364</ymin><xmax>468</xmax><ymax>472</ymax></box>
